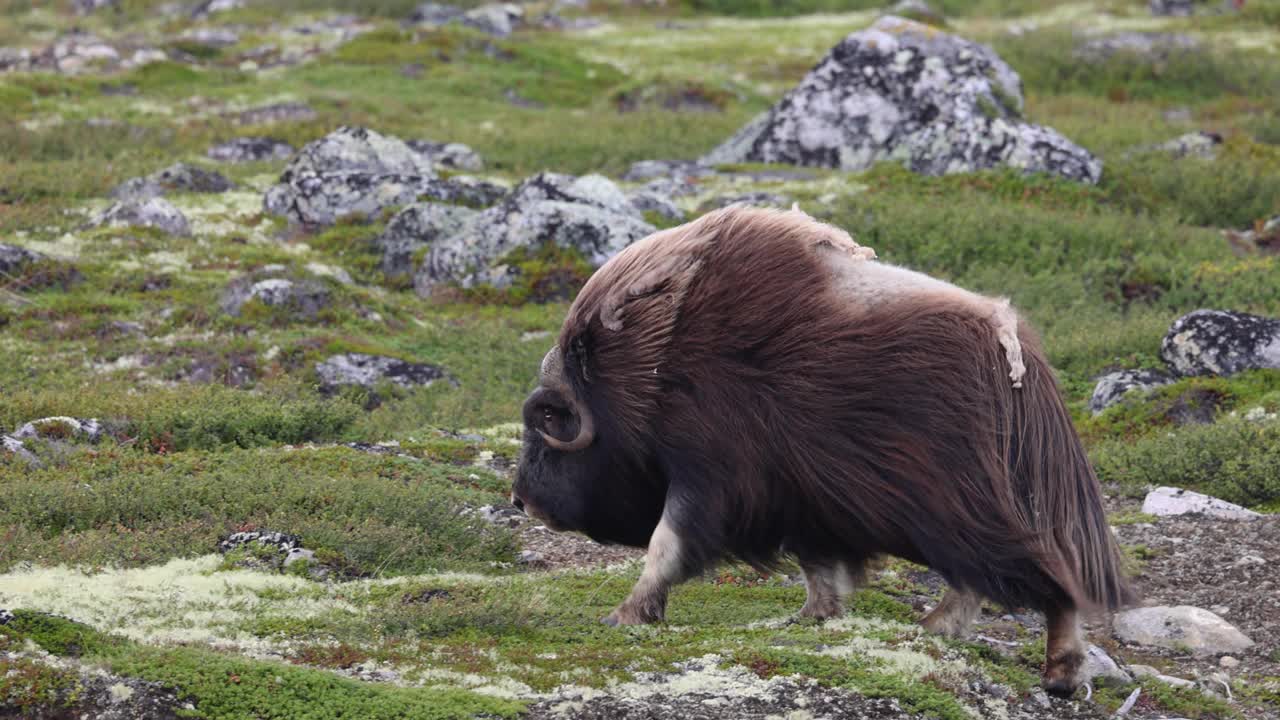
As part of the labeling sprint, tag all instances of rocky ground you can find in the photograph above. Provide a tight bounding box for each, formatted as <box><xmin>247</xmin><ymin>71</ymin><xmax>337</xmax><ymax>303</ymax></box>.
<box><xmin>3</xmin><ymin>0</ymin><xmax>1280</xmax><ymax>718</ymax></box>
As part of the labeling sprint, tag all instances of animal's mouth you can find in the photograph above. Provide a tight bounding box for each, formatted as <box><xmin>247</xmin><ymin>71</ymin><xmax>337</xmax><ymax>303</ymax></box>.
<box><xmin>511</xmin><ymin>494</ymin><xmax>568</xmax><ymax>532</ymax></box>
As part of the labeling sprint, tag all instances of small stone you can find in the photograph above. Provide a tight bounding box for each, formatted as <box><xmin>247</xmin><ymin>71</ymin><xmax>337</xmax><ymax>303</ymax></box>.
<box><xmin>1114</xmin><ymin>606</ymin><xmax>1255</xmax><ymax>657</ymax></box>
<box><xmin>219</xmin><ymin>274</ymin><xmax>331</xmax><ymax>320</ymax></box>
<box><xmin>1219</xmin><ymin>655</ymin><xmax>1240</xmax><ymax>669</ymax></box>
<box><xmin>1081</xmin><ymin>644</ymin><xmax>1132</xmax><ymax>687</ymax></box>
<box><xmin>315</xmin><ymin>353</ymin><xmax>455</xmax><ymax>403</ymax></box>
<box><xmin>1142</xmin><ymin>487</ymin><xmax>1262</xmax><ymax>521</ymax></box>
<box><xmin>1128</xmin><ymin>664</ymin><xmax>1196</xmax><ymax>689</ymax></box>
<box><xmin>1149</xmin><ymin>0</ymin><xmax>1193</xmax><ymax>16</ymax></box>
<box><xmin>698</xmin><ymin>192</ymin><xmax>792</xmax><ymax>212</ymax></box>
<box><xmin>234</xmin><ymin>101</ymin><xmax>317</xmax><ymax>126</ymax></box>
<box><xmin>110</xmin><ymin>162</ymin><xmax>234</xmax><ymax>200</ymax></box>
<box><xmin>518</xmin><ymin>550</ymin><xmax>547</xmax><ymax>567</ymax></box>
<box><xmin>3</xmin><ymin>435</ymin><xmax>40</xmax><ymax>466</ymax></box>
<box><xmin>93</xmin><ymin>197</ymin><xmax>191</xmax><ymax>236</ymax></box>
<box><xmin>0</xmin><ymin>608</ymin><xmax>12</xmax><ymax>625</ymax></box>
<box><xmin>218</xmin><ymin>530</ymin><xmax>301</xmax><ymax>554</ymax></box>
<box><xmin>284</xmin><ymin>548</ymin><xmax>316</xmax><ymax>568</ymax></box>
<box><xmin>208</xmin><ymin>137</ymin><xmax>295</xmax><ymax>163</ymax></box>
<box><xmin>406</xmin><ymin>139</ymin><xmax>484</xmax><ymax>171</ymax></box>
<box><xmin>1089</xmin><ymin>369</ymin><xmax>1174</xmax><ymax>414</ymax></box>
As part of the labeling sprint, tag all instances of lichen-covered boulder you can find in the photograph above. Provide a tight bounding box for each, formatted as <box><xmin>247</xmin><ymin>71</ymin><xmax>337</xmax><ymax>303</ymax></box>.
<box><xmin>702</xmin><ymin>16</ymin><xmax>1101</xmax><ymax>184</ymax></box>
<box><xmin>219</xmin><ymin>267</ymin><xmax>332</xmax><ymax>320</ymax></box>
<box><xmin>264</xmin><ymin>126</ymin><xmax>503</xmax><ymax>226</ymax></box>
<box><xmin>415</xmin><ymin>172</ymin><xmax>654</xmax><ymax>297</ymax></box>
<box><xmin>1089</xmin><ymin>368</ymin><xmax>1175</xmax><ymax>414</ymax></box>
<box><xmin>1161</xmin><ymin>309</ymin><xmax>1280</xmax><ymax>377</ymax></box>
<box><xmin>207</xmin><ymin>137</ymin><xmax>295</xmax><ymax>163</ymax></box>
<box><xmin>316</xmin><ymin>353</ymin><xmax>456</xmax><ymax>403</ymax></box>
<box><xmin>93</xmin><ymin>197</ymin><xmax>191</xmax><ymax>236</ymax></box>
<box><xmin>406</xmin><ymin>139</ymin><xmax>484</xmax><ymax>171</ymax></box>
<box><xmin>378</xmin><ymin>203</ymin><xmax>479</xmax><ymax>279</ymax></box>
<box><xmin>111</xmin><ymin>162</ymin><xmax>234</xmax><ymax>201</ymax></box>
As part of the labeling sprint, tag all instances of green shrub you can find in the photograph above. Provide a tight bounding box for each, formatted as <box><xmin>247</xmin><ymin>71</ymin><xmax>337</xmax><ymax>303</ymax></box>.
<box><xmin>0</xmin><ymin>446</ymin><xmax>516</xmax><ymax>574</ymax></box>
<box><xmin>1092</xmin><ymin>416</ymin><xmax>1280</xmax><ymax>508</ymax></box>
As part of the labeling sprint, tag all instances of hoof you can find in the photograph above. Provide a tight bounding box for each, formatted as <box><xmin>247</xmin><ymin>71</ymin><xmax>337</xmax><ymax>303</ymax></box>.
<box><xmin>1041</xmin><ymin>676</ymin><xmax>1079</xmax><ymax>699</ymax></box>
<box><xmin>1041</xmin><ymin>650</ymin><xmax>1085</xmax><ymax>699</ymax></box>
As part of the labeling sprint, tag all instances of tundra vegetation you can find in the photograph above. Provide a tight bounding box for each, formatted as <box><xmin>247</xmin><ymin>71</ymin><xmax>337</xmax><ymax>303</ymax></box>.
<box><xmin>1</xmin><ymin>0</ymin><xmax>1278</xmax><ymax>718</ymax></box>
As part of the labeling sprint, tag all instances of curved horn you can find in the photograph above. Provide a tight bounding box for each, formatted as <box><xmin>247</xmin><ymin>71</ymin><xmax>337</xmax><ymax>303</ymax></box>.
<box><xmin>538</xmin><ymin>345</ymin><xmax>595</xmax><ymax>451</ymax></box>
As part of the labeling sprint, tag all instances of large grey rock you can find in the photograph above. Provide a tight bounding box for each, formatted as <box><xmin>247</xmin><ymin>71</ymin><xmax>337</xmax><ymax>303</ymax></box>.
<box><xmin>208</xmin><ymin>137</ymin><xmax>295</xmax><ymax>163</ymax></box>
<box><xmin>111</xmin><ymin>163</ymin><xmax>234</xmax><ymax>201</ymax></box>
<box><xmin>1089</xmin><ymin>368</ymin><xmax>1175</xmax><ymax>414</ymax></box>
<box><xmin>1114</xmin><ymin>606</ymin><xmax>1254</xmax><ymax>657</ymax></box>
<box><xmin>1141</xmin><ymin>487</ymin><xmax>1263</xmax><ymax>521</ymax></box>
<box><xmin>406</xmin><ymin>139</ymin><xmax>484</xmax><ymax>171</ymax></box>
<box><xmin>264</xmin><ymin>126</ymin><xmax>504</xmax><ymax>226</ymax></box>
<box><xmin>219</xmin><ymin>268</ymin><xmax>331</xmax><ymax>320</ymax></box>
<box><xmin>316</xmin><ymin>353</ymin><xmax>455</xmax><ymax>394</ymax></box>
<box><xmin>1160</xmin><ymin>309</ymin><xmax>1280</xmax><ymax>377</ymax></box>
<box><xmin>14</xmin><ymin>417</ymin><xmax>104</xmax><ymax>443</ymax></box>
<box><xmin>378</xmin><ymin>202</ymin><xmax>478</xmax><ymax>278</ymax></box>
<box><xmin>416</xmin><ymin>172</ymin><xmax>654</xmax><ymax>297</ymax></box>
<box><xmin>702</xmin><ymin>16</ymin><xmax>1100</xmax><ymax>184</ymax></box>
<box><xmin>93</xmin><ymin>197</ymin><xmax>191</xmax><ymax>236</ymax></box>
<box><xmin>1081</xmin><ymin>644</ymin><xmax>1132</xmax><ymax>687</ymax></box>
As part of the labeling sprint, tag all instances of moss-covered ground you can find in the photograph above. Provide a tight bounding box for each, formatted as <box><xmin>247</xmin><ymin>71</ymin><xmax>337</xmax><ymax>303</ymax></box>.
<box><xmin>2</xmin><ymin>0</ymin><xmax>1278</xmax><ymax>717</ymax></box>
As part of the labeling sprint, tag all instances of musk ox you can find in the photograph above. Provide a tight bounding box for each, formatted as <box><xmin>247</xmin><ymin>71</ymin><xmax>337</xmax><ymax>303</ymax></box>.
<box><xmin>512</xmin><ymin>205</ymin><xmax>1136</xmax><ymax>695</ymax></box>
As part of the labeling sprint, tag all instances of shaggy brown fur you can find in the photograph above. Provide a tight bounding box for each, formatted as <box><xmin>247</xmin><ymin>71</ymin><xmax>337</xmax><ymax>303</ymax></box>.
<box><xmin>515</xmin><ymin>205</ymin><xmax>1137</xmax><ymax>693</ymax></box>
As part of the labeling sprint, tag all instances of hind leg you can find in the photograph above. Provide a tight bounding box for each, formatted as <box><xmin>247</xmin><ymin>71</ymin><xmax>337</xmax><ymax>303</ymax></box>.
<box><xmin>921</xmin><ymin>587</ymin><xmax>982</xmax><ymax>638</ymax></box>
<box><xmin>1042</xmin><ymin>604</ymin><xmax>1086</xmax><ymax>697</ymax></box>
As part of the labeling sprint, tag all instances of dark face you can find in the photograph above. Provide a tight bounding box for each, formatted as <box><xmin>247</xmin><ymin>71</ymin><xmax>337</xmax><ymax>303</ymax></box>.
<box><xmin>512</xmin><ymin>386</ymin><xmax>666</xmax><ymax>548</ymax></box>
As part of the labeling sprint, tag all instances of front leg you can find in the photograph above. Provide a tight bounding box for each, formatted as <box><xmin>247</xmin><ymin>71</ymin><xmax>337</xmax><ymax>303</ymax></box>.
<box><xmin>603</xmin><ymin>513</ymin><xmax>690</xmax><ymax>626</ymax></box>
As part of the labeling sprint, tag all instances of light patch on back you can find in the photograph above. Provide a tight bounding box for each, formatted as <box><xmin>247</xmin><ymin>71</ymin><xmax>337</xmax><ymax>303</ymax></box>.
<box><xmin>817</xmin><ymin>246</ymin><xmax>1027</xmax><ymax>387</ymax></box>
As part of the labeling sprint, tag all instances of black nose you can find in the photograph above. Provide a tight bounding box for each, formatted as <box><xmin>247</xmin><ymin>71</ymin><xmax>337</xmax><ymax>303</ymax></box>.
<box><xmin>511</xmin><ymin>496</ymin><xmax>525</xmax><ymax>512</ymax></box>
